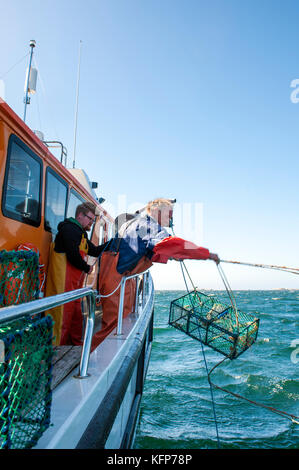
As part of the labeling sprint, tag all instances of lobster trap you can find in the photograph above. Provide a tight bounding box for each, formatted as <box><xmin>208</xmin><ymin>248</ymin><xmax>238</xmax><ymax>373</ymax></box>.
<box><xmin>0</xmin><ymin>250</ymin><xmax>40</xmax><ymax>307</ymax></box>
<box><xmin>0</xmin><ymin>315</ymin><xmax>54</xmax><ymax>449</ymax></box>
<box><xmin>169</xmin><ymin>290</ymin><xmax>259</xmax><ymax>359</ymax></box>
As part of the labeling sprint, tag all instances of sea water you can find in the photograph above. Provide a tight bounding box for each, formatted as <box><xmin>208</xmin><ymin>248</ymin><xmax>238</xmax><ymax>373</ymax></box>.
<box><xmin>134</xmin><ymin>290</ymin><xmax>299</xmax><ymax>449</ymax></box>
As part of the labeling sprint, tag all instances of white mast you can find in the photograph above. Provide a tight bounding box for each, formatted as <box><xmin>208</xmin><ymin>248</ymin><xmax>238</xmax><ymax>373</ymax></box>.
<box><xmin>73</xmin><ymin>40</ymin><xmax>82</xmax><ymax>169</ymax></box>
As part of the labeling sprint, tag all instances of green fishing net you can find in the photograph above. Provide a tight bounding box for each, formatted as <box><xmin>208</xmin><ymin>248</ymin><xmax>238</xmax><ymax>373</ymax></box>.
<box><xmin>0</xmin><ymin>250</ymin><xmax>40</xmax><ymax>307</ymax></box>
<box><xmin>0</xmin><ymin>315</ymin><xmax>53</xmax><ymax>449</ymax></box>
<box><xmin>0</xmin><ymin>250</ymin><xmax>53</xmax><ymax>449</ymax></box>
<box><xmin>169</xmin><ymin>290</ymin><xmax>259</xmax><ymax>359</ymax></box>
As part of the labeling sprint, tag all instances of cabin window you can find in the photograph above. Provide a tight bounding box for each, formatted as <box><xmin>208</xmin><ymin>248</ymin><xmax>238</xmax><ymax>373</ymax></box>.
<box><xmin>94</xmin><ymin>221</ymin><xmax>107</xmax><ymax>244</ymax></box>
<box><xmin>45</xmin><ymin>168</ymin><xmax>68</xmax><ymax>234</ymax></box>
<box><xmin>99</xmin><ymin>224</ymin><xmax>104</xmax><ymax>244</ymax></box>
<box><xmin>2</xmin><ymin>135</ymin><xmax>42</xmax><ymax>226</ymax></box>
<box><xmin>107</xmin><ymin>223</ymin><xmax>113</xmax><ymax>240</ymax></box>
<box><xmin>67</xmin><ymin>189</ymin><xmax>84</xmax><ymax>219</ymax></box>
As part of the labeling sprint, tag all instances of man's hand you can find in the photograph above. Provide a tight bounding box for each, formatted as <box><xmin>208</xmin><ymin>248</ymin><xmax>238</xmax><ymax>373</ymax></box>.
<box><xmin>209</xmin><ymin>252</ymin><xmax>220</xmax><ymax>264</ymax></box>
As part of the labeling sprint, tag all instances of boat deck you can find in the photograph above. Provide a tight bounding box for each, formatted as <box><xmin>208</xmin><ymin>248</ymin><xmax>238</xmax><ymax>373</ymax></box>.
<box><xmin>51</xmin><ymin>306</ymin><xmax>102</xmax><ymax>390</ymax></box>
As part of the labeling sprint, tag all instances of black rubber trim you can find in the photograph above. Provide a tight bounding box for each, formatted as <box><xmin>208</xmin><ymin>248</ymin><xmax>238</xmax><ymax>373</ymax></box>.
<box><xmin>76</xmin><ymin>311</ymin><xmax>153</xmax><ymax>449</ymax></box>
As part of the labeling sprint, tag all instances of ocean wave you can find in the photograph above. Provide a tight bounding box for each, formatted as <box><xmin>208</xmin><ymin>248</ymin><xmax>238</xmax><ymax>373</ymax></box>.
<box><xmin>136</xmin><ymin>290</ymin><xmax>299</xmax><ymax>449</ymax></box>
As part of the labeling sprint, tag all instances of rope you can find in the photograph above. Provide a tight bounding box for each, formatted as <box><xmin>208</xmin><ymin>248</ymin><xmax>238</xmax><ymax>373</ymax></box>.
<box><xmin>171</xmin><ymin>226</ymin><xmax>221</xmax><ymax>447</ymax></box>
<box><xmin>208</xmin><ymin>358</ymin><xmax>299</xmax><ymax>425</ymax></box>
<box><xmin>170</xmin><ymin>229</ymin><xmax>299</xmax><ymax>437</ymax></box>
<box><xmin>84</xmin><ymin>257</ymin><xmax>122</xmax><ymax>300</ymax></box>
<box><xmin>95</xmin><ymin>280</ymin><xmax>122</xmax><ymax>301</ymax></box>
<box><xmin>83</xmin><ymin>241</ymin><xmax>123</xmax><ymax>301</ymax></box>
<box><xmin>216</xmin><ymin>263</ymin><xmax>239</xmax><ymax>330</ymax></box>
<box><xmin>212</xmin><ymin>263</ymin><xmax>299</xmax><ymax>425</ymax></box>
<box><xmin>179</xmin><ymin>260</ymin><xmax>221</xmax><ymax>448</ymax></box>
<box><xmin>0</xmin><ymin>53</ymin><xmax>29</xmax><ymax>80</ymax></box>
<box><xmin>220</xmin><ymin>259</ymin><xmax>299</xmax><ymax>276</ymax></box>
<box><xmin>32</xmin><ymin>57</ymin><xmax>61</xmax><ymax>142</ymax></box>
<box><xmin>179</xmin><ymin>259</ymin><xmax>204</xmax><ymax>307</ymax></box>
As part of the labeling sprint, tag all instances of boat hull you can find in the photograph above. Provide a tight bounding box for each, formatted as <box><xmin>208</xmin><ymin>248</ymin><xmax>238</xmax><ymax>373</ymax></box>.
<box><xmin>35</xmin><ymin>278</ymin><xmax>154</xmax><ymax>449</ymax></box>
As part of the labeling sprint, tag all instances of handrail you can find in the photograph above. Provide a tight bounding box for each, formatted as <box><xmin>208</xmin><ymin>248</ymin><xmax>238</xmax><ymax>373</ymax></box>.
<box><xmin>0</xmin><ymin>287</ymin><xmax>96</xmax><ymax>379</ymax></box>
<box><xmin>116</xmin><ymin>269</ymin><xmax>150</xmax><ymax>335</ymax></box>
<box><xmin>0</xmin><ymin>271</ymin><xmax>152</xmax><ymax>379</ymax></box>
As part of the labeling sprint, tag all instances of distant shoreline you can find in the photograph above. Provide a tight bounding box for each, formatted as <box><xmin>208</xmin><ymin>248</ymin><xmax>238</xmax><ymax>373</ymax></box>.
<box><xmin>155</xmin><ymin>288</ymin><xmax>299</xmax><ymax>292</ymax></box>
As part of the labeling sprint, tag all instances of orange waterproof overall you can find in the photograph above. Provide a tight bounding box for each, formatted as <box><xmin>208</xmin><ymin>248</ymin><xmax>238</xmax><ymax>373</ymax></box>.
<box><xmin>46</xmin><ymin>237</ymin><xmax>88</xmax><ymax>345</ymax></box>
<box><xmin>91</xmin><ymin>251</ymin><xmax>152</xmax><ymax>350</ymax></box>
<box><xmin>91</xmin><ymin>235</ymin><xmax>210</xmax><ymax>350</ymax></box>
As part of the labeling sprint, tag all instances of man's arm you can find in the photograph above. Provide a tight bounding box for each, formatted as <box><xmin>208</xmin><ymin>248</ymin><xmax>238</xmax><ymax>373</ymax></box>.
<box><xmin>151</xmin><ymin>236</ymin><xmax>219</xmax><ymax>264</ymax></box>
<box><xmin>87</xmin><ymin>239</ymin><xmax>110</xmax><ymax>258</ymax></box>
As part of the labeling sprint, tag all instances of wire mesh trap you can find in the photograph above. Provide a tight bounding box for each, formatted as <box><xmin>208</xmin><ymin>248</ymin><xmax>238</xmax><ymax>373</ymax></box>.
<box><xmin>169</xmin><ymin>290</ymin><xmax>259</xmax><ymax>359</ymax></box>
<box><xmin>0</xmin><ymin>314</ymin><xmax>54</xmax><ymax>449</ymax></box>
<box><xmin>0</xmin><ymin>250</ymin><xmax>40</xmax><ymax>307</ymax></box>
<box><xmin>0</xmin><ymin>250</ymin><xmax>53</xmax><ymax>448</ymax></box>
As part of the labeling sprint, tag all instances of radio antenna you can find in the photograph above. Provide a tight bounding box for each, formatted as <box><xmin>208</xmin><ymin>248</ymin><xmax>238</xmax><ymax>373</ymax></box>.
<box><xmin>73</xmin><ymin>40</ymin><xmax>82</xmax><ymax>169</ymax></box>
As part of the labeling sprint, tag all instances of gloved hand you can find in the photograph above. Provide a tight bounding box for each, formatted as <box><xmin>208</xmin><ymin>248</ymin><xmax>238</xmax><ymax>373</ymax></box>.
<box><xmin>209</xmin><ymin>252</ymin><xmax>220</xmax><ymax>264</ymax></box>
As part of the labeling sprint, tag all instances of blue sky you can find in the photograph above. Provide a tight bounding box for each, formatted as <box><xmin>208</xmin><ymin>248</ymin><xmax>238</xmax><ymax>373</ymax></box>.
<box><xmin>1</xmin><ymin>0</ymin><xmax>299</xmax><ymax>289</ymax></box>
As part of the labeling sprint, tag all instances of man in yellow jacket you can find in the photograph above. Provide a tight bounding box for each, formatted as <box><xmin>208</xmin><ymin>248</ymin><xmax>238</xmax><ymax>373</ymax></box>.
<box><xmin>46</xmin><ymin>202</ymin><xmax>107</xmax><ymax>345</ymax></box>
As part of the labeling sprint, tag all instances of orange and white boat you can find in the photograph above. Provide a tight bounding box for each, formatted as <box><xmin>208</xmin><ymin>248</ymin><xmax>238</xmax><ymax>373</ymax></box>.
<box><xmin>0</xmin><ymin>46</ymin><xmax>154</xmax><ymax>449</ymax></box>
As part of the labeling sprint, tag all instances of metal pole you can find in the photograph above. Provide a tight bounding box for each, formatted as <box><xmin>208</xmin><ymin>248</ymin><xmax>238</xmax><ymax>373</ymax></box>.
<box><xmin>76</xmin><ymin>292</ymin><xmax>95</xmax><ymax>378</ymax></box>
<box><xmin>142</xmin><ymin>274</ymin><xmax>146</xmax><ymax>307</ymax></box>
<box><xmin>134</xmin><ymin>276</ymin><xmax>139</xmax><ymax>314</ymax></box>
<box><xmin>116</xmin><ymin>277</ymin><xmax>126</xmax><ymax>335</ymax></box>
<box><xmin>73</xmin><ymin>40</ymin><xmax>82</xmax><ymax>168</ymax></box>
<box><xmin>23</xmin><ymin>40</ymin><xmax>36</xmax><ymax>123</ymax></box>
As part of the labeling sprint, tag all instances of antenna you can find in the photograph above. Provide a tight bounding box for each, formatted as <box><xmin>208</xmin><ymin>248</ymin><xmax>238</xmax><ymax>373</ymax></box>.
<box><xmin>73</xmin><ymin>40</ymin><xmax>82</xmax><ymax>169</ymax></box>
<box><xmin>23</xmin><ymin>40</ymin><xmax>36</xmax><ymax>122</ymax></box>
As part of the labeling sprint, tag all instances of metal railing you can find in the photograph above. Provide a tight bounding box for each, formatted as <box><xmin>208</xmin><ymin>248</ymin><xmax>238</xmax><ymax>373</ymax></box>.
<box><xmin>0</xmin><ymin>270</ymin><xmax>152</xmax><ymax>379</ymax></box>
<box><xmin>116</xmin><ymin>269</ymin><xmax>150</xmax><ymax>335</ymax></box>
<box><xmin>0</xmin><ymin>287</ymin><xmax>95</xmax><ymax>379</ymax></box>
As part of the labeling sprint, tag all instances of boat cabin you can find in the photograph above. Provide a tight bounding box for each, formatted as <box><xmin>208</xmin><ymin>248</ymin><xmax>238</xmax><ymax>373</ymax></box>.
<box><xmin>0</xmin><ymin>98</ymin><xmax>113</xmax><ymax>294</ymax></box>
